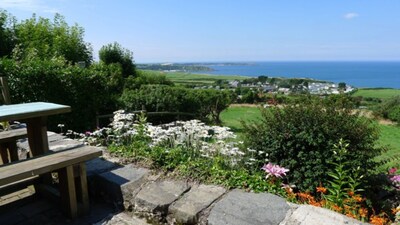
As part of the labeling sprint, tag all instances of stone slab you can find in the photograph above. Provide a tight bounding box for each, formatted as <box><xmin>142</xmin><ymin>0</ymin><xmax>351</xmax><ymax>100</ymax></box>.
<box><xmin>86</xmin><ymin>156</ymin><xmax>118</xmax><ymax>177</ymax></box>
<box><xmin>280</xmin><ymin>205</ymin><xmax>369</xmax><ymax>225</ymax></box>
<box><xmin>97</xmin><ymin>164</ymin><xmax>150</xmax><ymax>209</ymax></box>
<box><xmin>94</xmin><ymin>212</ymin><xmax>151</xmax><ymax>225</ymax></box>
<box><xmin>169</xmin><ymin>184</ymin><xmax>226</xmax><ymax>224</ymax></box>
<box><xmin>208</xmin><ymin>189</ymin><xmax>291</xmax><ymax>225</ymax></box>
<box><xmin>134</xmin><ymin>180</ymin><xmax>190</xmax><ymax>217</ymax></box>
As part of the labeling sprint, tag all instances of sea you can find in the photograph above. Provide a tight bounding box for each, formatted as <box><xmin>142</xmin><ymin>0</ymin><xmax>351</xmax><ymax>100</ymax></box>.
<box><xmin>197</xmin><ymin>61</ymin><xmax>400</xmax><ymax>89</ymax></box>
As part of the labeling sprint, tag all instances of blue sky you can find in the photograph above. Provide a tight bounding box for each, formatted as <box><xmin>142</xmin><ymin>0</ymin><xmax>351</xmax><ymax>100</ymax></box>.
<box><xmin>1</xmin><ymin>0</ymin><xmax>400</xmax><ymax>63</ymax></box>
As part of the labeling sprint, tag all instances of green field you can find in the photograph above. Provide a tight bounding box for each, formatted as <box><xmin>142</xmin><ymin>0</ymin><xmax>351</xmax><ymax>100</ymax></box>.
<box><xmin>165</xmin><ymin>73</ymin><xmax>247</xmax><ymax>85</ymax></box>
<box><xmin>141</xmin><ymin>70</ymin><xmax>247</xmax><ymax>85</ymax></box>
<box><xmin>352</xmin><ymin>88</ymin><xmax>400</xmax><ymax>100</ymax></box>
<box><xmin>220</xmin><ymin>105</ymin><xmax>400</xmax><ymax>170</ymax></box>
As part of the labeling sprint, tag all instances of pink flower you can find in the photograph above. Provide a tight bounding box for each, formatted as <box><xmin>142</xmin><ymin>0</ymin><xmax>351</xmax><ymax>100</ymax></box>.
<box><xmin>388</xmin><ymin>167</ymin><xmax>397</xmax><ymax>175</ymax></box>
<box><xmin>390</xmin><ymin>175</ymin><xmax>400</xmax><ymax>183</ymax></box>
<box><xmin>261</xmin><ymin>163</ymin><xmax>289</xmax><ymax>179</ymax></box>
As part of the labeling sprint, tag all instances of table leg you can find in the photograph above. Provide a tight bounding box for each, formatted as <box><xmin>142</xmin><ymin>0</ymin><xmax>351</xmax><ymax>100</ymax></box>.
<box><xmin>25</xmin><ymin>117</ymin><xmax>49</xmax><ymax>155</ymax></box>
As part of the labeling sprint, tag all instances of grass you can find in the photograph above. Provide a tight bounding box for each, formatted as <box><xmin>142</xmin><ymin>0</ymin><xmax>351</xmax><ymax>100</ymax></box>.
<box><xmin>376</xmin><ymin>124</ymin><xmax>400</xmax><ymax>170</ymax></box>
<box><xmin>220</xmin><ymin>105</ymin><xmax>262</xmax><ymax>135</ymax></box>
<box><xmin>352</xmin><ymin>88</ymin><xmax>400</xmax><ymax>100</ymax></box>
<box><xmin>142</xmin><ymin>70</ymin><xmax>248</xmax><ymax>85</ymax></box>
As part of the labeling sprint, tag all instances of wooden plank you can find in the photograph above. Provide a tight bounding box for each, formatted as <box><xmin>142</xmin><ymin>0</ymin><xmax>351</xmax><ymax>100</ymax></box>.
<box><xmin>78</xmin><ymin>163</ymin><xmax>89</xmax><ymax>214</ymax></box>
<box><xmin>0</xmin><ymin>128</ymin><xmax>27</xmax><ymax>143</ymax></box>
<box><xmin>0</xmin><ymin>77</ymin><xmax>11</xmax><ymax>105</ymax></box>
<box><xmin>26</xmin><ymin>117</ymin><xmax>49</xmax><ymax>156</ymax></box>
<box><xmin>58</xmin><ymin>165</ymin><xmax>77</xmax><ymax>218</ymax></box>
<box><xmin>0</xmin><ymin>146</ymin><xmax>102</xmax><ymax>186</ymax></box>
<box><xmin>0</xmin><ymin>102</ymin><xmax>71</xmax><ymax>122</ymax></box>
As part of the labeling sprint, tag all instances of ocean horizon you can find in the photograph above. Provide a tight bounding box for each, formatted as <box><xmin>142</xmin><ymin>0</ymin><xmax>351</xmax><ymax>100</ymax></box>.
<box><xmin>192</xmin><ymin>61</ymin><xmax>400</xmax><ymax>89</ymax></box>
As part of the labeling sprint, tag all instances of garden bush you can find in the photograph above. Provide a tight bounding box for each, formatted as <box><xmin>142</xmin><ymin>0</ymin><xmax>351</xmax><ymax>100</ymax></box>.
<box><xmin>0</xmin><ymin>57</ymin><xmax>118</xmax><ymax>131</ymax></box>
<box><xmin>242</xmin><ymin>95</ymin><xmax>383</xmax><ymax>192</ymax></box>
<box><xmin>119</xmin><ymin>85</ymin><xmax>232</xmax><ymax>124</ymax></box>
<box><xmin>375</xmin><ymin>96</ymin><xmax>400</xmax><ymax>123</ymax></box>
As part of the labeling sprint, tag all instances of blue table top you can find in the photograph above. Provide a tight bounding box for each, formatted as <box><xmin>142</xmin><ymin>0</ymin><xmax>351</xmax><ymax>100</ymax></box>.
<box><xmin>0</xmin><ymin>102</ymin><xmax>71</xmax><ymax>122</ymax></box>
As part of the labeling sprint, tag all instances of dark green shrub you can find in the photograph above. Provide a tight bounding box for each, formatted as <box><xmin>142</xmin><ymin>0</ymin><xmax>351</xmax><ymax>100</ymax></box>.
<box><xmin>243</xmin><ymin>95</ymin><xmax>382</xmax><ymax>192</ymax></box>
<box><xmin>388</xmin><ymin>105</ymin><xmax>400</xmax><ymax>123</ymax></box>
<box><xmin>1</xmin><ymin>57</ymin><xmax>117</xmax><ymax>131</ymax></box>
<box><xmin>119</xmin><ymin>85</ymin><xmax>232</xmax><ymax>124</ymax></box>
<box><xmin>376</xmin><ymin>96</ymin><xmax>400</xmax><ymax>123</ymax></box>
<box><xmin>99</xmin><ymin>42</ymin><xmax>136</xmax><ymax>78</ymax></box>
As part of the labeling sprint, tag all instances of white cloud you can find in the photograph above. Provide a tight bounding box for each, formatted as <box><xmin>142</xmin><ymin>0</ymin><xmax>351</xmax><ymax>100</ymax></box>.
<box><xmin>0</xmin><ymin>0</ymin><xmax>59</xmax><ymax>14</ymax></box>
<box><xmin>343</xmin><ymin>12</ymin><xmax>359</xmax><ymax>19</ymax></box>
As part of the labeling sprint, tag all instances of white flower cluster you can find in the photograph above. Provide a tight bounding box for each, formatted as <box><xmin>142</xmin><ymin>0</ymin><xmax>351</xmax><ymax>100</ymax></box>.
<box><xmin>146</xmin><ymin>120</ymin><xmax>241</xmax><ymax>156</ymax></box>
<box><xmin>70</xmin><ymin>110</ymin><xmax>243</xmax><ymax>157</ymax></box>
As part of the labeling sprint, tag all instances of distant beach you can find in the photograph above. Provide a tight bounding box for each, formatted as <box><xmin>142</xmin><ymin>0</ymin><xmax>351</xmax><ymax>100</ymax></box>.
<box><xmin>193</xmin><ymin>61</ymin><xmax>400</xmax><ymax>89</ymax></box>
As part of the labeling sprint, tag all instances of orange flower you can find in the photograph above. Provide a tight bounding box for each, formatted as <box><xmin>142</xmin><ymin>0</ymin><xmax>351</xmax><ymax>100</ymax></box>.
<box><xmin>346</xmin><ymin>212</ymin><xmax>356</xmax><ymax>219</ymax></box>
<box><xmin>348</xmin><ymin>191</ymin><xmax>354</xmax><ymax>196</ymax></box>
<box><xmin>332</xmin><ymin>204</ymin><xmax>343</xmax><ymax>213</ymax></box>
<box><xmin>369</xmin><ymin>215</ymin><xmax>388</xmax><ymax>225</ymax></box>
<box><xmin>351</xmin><ymin>195</ymin><xmax>363</xmax><ymax>203</ymax></box>
<box><xmin>297</xmin><ymin>192</ymin><xmax>314</xmax><ymax>203</ymax></box>
<box><xmin>359</xmin><ymin>208</ymin><xmax>368</xmax><ymax>218</ymax></box>
<box><xmin>316</xmin><ymin>186</ymin><xmax>327</xmax><ymax>194</ymax></box>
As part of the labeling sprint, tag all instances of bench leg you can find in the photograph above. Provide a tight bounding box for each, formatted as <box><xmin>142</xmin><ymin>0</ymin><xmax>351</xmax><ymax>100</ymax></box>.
<box><xmin>78</xmin><ymin>163</ymin><xmax>90</xmax><ymax>214</ymax></box>
<box><xmin>58</xmin><ymin>165</ymin><xmax>78</xmax><ymax>219</ymax></box>
<box><xmin>0</xmin><ymin>144</ymin><xmax>9</xmax><ymax>164</ymax></box>
<box><xmin>7</xmin><ymin>142</ymin><xmax>19</xmax><ymax>162</ymax></box>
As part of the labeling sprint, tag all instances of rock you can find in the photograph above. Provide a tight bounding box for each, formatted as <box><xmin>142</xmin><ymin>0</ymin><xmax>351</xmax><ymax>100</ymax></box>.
<box><xmin>96</xmin><ymin>164</ymin><xmax>150</xmax><ymax>209</ymax></box>
<box><xmin>169</xmin><ymin>184</ymin><xmax>226</xmax><ymax>224</ymax></box>
<box><xmin>207</xmin><ymin>189</ymin><xmax>291</xmax><ymax>225</ymax></box>
<box><xmin>280</xmin><ymin>205</ymin><xmax>369</xmax><ymax>225</ymax></box>
<box><xmin>134</xmin><ymin>180</ymin><xmax>190</xmax><ymax>218</ymax></box>
<box><xmin>94</xmin><ymin>212</ymin><xmax>150</xmax><ymax>225</ymax></box>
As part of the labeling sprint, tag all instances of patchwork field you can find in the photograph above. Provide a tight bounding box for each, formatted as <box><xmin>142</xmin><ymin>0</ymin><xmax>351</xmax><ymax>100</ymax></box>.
<box><xmin>352</xmin><ymin>88</ymin><xmax>400</xmax><ymax>100</ymax></box>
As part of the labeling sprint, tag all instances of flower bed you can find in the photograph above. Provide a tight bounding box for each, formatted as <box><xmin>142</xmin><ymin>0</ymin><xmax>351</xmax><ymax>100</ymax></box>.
<box><xmin>67</xmin><ymin>110</ymin><xmax>400</xmax><ymax>224</ymax></box>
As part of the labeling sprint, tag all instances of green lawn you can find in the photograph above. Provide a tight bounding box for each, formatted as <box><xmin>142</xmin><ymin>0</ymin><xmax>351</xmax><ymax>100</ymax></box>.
<box><xmin>220</xmin><ymin>105</ymin><xmax>400</xmax><ymax>171</ymax></box>
<box><xmin>352</xmin><ymin>88</ymin><xmax>400</xmax><ymax>100</ymax></box>
<box><xmin>376</xmin><ymin>124</ymin><xmax>400</xmax><ymax>170</ymax></box>
<box><xmin>220</xmin><ymin>105</ymin><xmax>262</xmax><ymax>136</ymax></box>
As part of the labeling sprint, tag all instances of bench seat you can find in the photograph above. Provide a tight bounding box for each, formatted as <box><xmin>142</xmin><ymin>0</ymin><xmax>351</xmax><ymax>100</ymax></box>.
<box><xmin>0</xmin><ymin>145</ymin><xmax>102</xmax><ymax>218</ymax></box>
<box><xmin>0</xmin><ymin>128</ymin><xmax>27</xmax><ymax>144</ymax></box>
<box><xmin>0</xmin><ymin>128</ymin><xmax>28</xmax><ymax>163</ymax></box>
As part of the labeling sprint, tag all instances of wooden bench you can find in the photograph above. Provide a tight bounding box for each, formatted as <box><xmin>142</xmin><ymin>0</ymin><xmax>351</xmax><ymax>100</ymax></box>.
<box><xmin>0</xmin><ymin>128</ymin><xmax>28</xmax><ymax>163</ymax></box>
<box><xmin>0</xmin><ymin>145</ymin><xmax>102</xmax><ymax>218</ymax></box>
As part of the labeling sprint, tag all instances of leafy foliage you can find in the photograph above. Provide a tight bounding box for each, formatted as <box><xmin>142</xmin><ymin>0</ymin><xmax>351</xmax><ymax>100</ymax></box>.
<box><xmin>0</xmin><ymin>10</ymin><xmax>16</xmax><ymax>58</ymax></box>
<box><xmin>242</xmin><ymin>95</ymin><xmax>383</xmax><ymax>192</ymax></box>
<box><xmin>119</xmin><ymin>85</ymin><xmax>232</xmax><ymax>124</ymax></box>
<box><xmin>99</xmin><ymin>42</ymin><xmax>136</xmax><ymax>78</ymax></box>
<box><xmin>13</xmin><ymin>13</ymin><xmax>92</xmax><ymax>65</ymax></box>
<box><xmin>375</xmin><ymin>96</ymin><xmax>400</xmax><ymax>123</ymax></box>
<box><xmin>0</xmin><ymin>57</ymin><xmax>119</xmax><ymax>131</ymax></box>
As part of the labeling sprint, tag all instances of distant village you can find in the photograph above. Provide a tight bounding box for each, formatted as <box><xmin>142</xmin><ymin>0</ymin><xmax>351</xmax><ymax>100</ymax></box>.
<box><xmin>194</xmin><ymin>78</ymin><xmax>355</xmax><ymax>95</ymax></box>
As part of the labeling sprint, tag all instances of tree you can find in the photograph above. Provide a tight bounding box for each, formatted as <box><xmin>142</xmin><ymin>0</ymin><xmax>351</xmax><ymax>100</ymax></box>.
<box><xmin>14</xmin><ymin>13</ymin><xmax>92</xmax><ymax>65</ymax></box>
<box><xmin>99</xmin><ymin>42</ymin><xmax>136</xmax><ymax>78</ymax></box>
<box><xmin>0</xmin><ymin>10</ymin><xmax>16</xmax><ymax>58</ymax></box>
<box><xmin>338</xmin><ymin>82</ymin><xmax>346</xmax><ymax>90</ymax></box>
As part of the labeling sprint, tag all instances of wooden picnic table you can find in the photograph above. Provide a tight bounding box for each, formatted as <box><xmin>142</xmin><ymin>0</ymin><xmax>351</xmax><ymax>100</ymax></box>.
<box><xmin>0</xmin><ymin>102</ymin><xmax>71</xmax><ymax>156</ymax></box>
